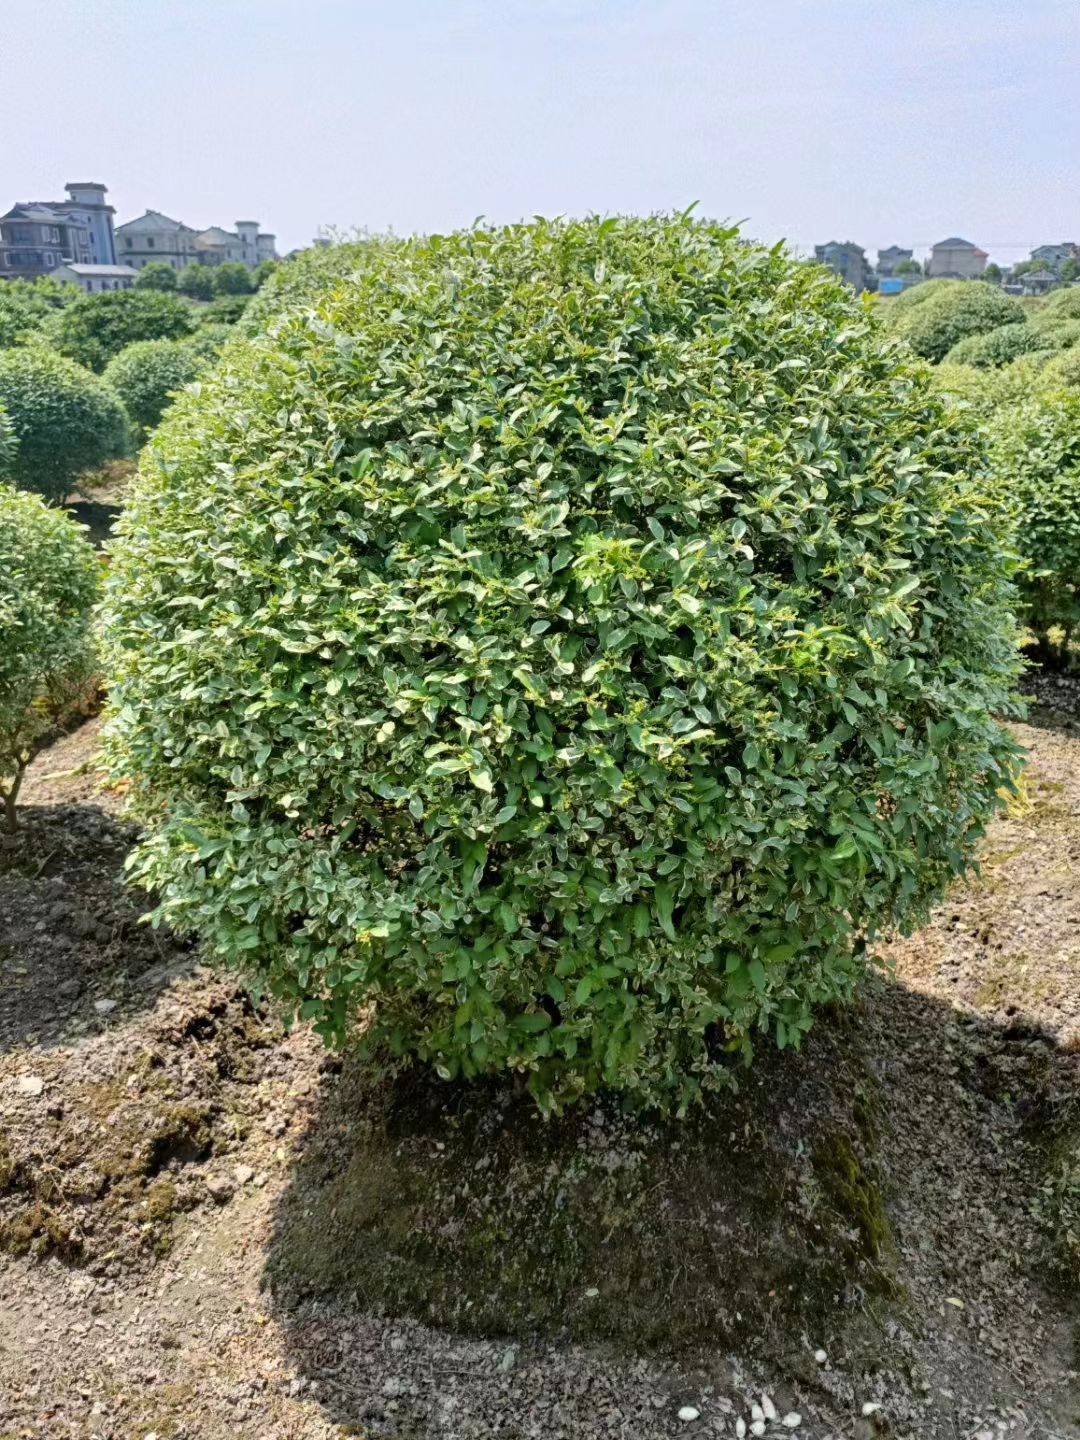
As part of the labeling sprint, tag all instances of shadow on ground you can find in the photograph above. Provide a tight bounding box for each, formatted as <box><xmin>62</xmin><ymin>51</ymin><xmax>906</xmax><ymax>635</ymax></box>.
<box><xmin>0</xmin><ymin>802</ymin><xmax>196</xmax><ymax>1053</ymax></box>
<box><xmin>263</xmin><ymin>982</ymin><xmax>1080</xmax><ymax>1437</ymax></box>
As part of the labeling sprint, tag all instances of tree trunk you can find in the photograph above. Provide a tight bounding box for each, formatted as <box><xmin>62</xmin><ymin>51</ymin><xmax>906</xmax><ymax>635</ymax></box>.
<box><xmin>2</xmin><ymin>760</ymin><xmax>26</xmax><ymax>834</ymax></box>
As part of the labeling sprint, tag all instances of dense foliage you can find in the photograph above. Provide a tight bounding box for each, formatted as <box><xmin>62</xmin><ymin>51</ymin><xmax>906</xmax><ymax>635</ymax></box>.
<box><xmin>211</xmin><ymin>262</ymin><xmax>253</xmax><ymax>296</ymax></box>
<box><xmin>178</xmin><ymin>265</ymin><xmax>216</xmax><ymax>301</ymax></box>
<box><xmin>0</xmin><ymin>278</ymin><xmax>78</xmax><ymax>349</ymax></box>
<box><xmin>105</xmin><ymin>216</ymin><xmax>1022</xmax><ymax>1111</ymax></box>
<box><xmin>47</xmin><ymin>289</ymin><xmax>197</xmax><ymax>372</ymax></box>
<box><xmin>0</xmin><ymin>485</ymin><xmax>99</xmax><ymax>831</ymax></box>
<box><xmin>887</xmin><ymin>284</ymin><xmax>1025</xmax><ymax>363</ymax></box>
<box><xmin>197</xmin><ymin>294</ymin><xmax>253</xmax><ymax>325</ymax></box>
<box><xmin>987</xmin><ymin>391</ymin><xmax>1080</xmax><ymax>642</ymax></box>
<box><xmin>135</xmin><ymin>262</ymin><xmax>178</xmax><ymax>292</ymax></box>
<box><xmin>103</xmin><ymin>338</ymin><xmax>209</xmax><ymax>438</ymax></box>
<box><xmin>0</xmin><ymin>348</ymin><xmax>129</xmax><ymax>501</ymax></box>
<box><xmin>0</xmin><ymin>401</ymin><xmax>16</xmax><ymax>475</ymax></box>
<box><xmin>944</xmin><ymin>324</ymin><xmax>1055</xmax><ymax>369</ymax></box>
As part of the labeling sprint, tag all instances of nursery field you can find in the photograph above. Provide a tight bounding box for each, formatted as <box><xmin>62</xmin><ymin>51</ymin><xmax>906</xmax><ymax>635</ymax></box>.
<box><xmin>0</xmin><ymin>702</ymin><xmax>1078</xmax><ymax>1439</ymax></box>
<box><xmin>4</xmin><ymin>219</ymin><xmax>1080</xmax><ymax>1440</ymax></box>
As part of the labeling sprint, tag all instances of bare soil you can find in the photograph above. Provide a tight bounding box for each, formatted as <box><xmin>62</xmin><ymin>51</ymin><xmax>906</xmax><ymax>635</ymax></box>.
<box><xmin>0</xmin><ymin>717</ymin><xmax>1078</xmax><ymax>1439</ymax></box>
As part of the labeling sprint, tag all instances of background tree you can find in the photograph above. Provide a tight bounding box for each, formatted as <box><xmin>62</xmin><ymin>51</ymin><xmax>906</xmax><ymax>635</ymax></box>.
<box><xmin>177</xmin><ymin>264</ymin><xmax>216</xmax><ymax>302</ymax></box>
<box><xmin>894</xmin><ymin>258</ymin><xmax>922</xmax><ymax>277</ymax></box>
<box><xmin>1060</xmin><ymin>257</ymin><xmax>1079</xmax><ymax>284</ymax></box>
<box><xmin>45</xmin><ymin>289</ymin><xmax>197</xmax><ymax>372</ymax></box>
<box><xmin>0</xmin><ymin>348</ymin><xmax>130</xmax><ymax>501</ymax></box>
<box><xmin>212</xmin><ymin>262</ymin><xmax>253</xmax><ymax>296</ymax></box>
<box><xmin>135</xmin><ymin>261</ymin><xmax>178</xmax><ymax>292</ymax></box>
<box><xmin>0</xmin><ymin>484</ymin><xmax>99</xmax><ymax>831</ymax></box>
<box><xmin>982</xmin><ymin>262</ymin><xmax>1003</xmax><ymax>283</ymax></box>
<box><xmin>197</xmin><ymin>294</ymin><xmax>251</xmax><ymax>325</ymax></box>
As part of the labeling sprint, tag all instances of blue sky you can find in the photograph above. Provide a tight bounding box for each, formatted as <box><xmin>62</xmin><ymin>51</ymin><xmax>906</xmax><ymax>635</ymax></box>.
<box><xmin>4</xmin><ymin>0</ymin><xmax>1077</xmax><ymax>263</ymax></box>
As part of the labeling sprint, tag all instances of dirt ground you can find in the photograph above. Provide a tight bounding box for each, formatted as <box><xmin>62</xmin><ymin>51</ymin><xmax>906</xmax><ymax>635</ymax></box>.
<box><xmin>1</xmin><ymin>712</ymin><xmax>1079</xmax><ymax>1440</ymax></box>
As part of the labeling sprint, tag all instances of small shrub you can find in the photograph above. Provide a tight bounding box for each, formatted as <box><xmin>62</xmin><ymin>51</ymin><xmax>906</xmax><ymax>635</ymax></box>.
<box><xmin>46</xmin><ymin>289</ymin><xmax>197</xmax><ymax>373</ymax></box>
<box><xmin>987</xmin><ymin>390</ymin><xmax>1080</xmax><ymax>641</ymax></box>
<box><xmin>1037</xmin><ymin>287</ymin><xmax>1080</xmax><ymax>322</ymax></box>
<box><xmin>197</xmin><ymin>294</ymin><xmax>252</xmax><ymax>325</ymax></box>
<box><xmin>1039</xmin><ymin>350</ymin><xmax>1080</xmax><ymax>390</ymax></box>
<box><xmin>103</xmin><ymin>338</ymin><xmax>209</xmax><ymax>439</ymax></box>
<box><xmin>104</xmin><ymin>216</ymin><xmax>1022</xmax><ymax>1112</ymax></box>
<box><xmin>185</xmin><ymin>324</ymin><xmax>234</xmax><ymax>359</ymax></box>
<box><xmin>135</xmin><ymin>262</ymin><xmax>178</xmax><ymax>292</ymax></box>
<box><xmin>177</xmin><ymin>265</ymin><xmax>216</xmax><ymax>302</ymax></box>
<box><xmin>889</xmin><ymin>284</ymin><xmax>1026</xmax><ymax>363</ymax></box>
<box><xmin>0</xmin><ymin>348</ymin><xmax>130</xmax><ymax>502</ymax></box>
<box><xmin>943</xmin><ymin>324</ymin><xmax>1053</xmax><ymax>368</ymax></box>
<box><xmin>0</xmin><ymin>278</ymin><xmax>79</xmax><ymax>349</ymax></box>
<box><xmin>0</xmin><ymin>485</ymin><xmax>99</xmax><ymax>831</ymax></box>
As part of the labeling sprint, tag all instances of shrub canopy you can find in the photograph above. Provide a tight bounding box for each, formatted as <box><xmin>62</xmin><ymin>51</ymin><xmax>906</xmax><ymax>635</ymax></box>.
<box><xmin>888</xmin><ymin>284</ymin><xmax>1025</xmax><ymax>363</ymax></box>
<box><xmin>103</xmin><ymin>337</ymin><xmax>209</xmax><ymax>438</ymax></box>
<box><xmin>1039</xmin><ymin>349</ymin><xmax>1080</xmax><ymax>390</ymax></box>
<box><xmin>943</xmin><ymin>324</ymin><xmax>1053</xmax><ymax>369</ymax></box>
<box><xmin>0</xmin><ymin>347</ymin><xmax>129</xmax><ymax>501</ymax></box>
<box><xmin>178</xmin><ymin>265</ymin><xmax>216</xmax><ymax>302</ymax></box>
<box><xmin>135</xmin><ymin>262</ymin><xmax>178</xmax><ymax>292</ymax></box>
<box><xmin>104</xmin><ymin>216</ymin><xmax>1022</xmax><ymax>1111</ymax></box>
<box><xmin>987</xmin><ymin>390</ymin><xmax>1080</xmax><ymax>640</ymax></box>
<box><xmin>0</xmin><ymin>401</ymin><xmax>16</xmax><ymax>474</ymax></box>
<box><xmin>1038</xmin><ymin>287</ymin><xmax>1080</xmax><ymax>321</ymax></box>
<box><xmin>47</xmin><ymin>289</ymin><xmax>197</xmax><ymax>372</ymax></box>
<box><xmin>0</xmin><ymin>485</ymin><xmax>99</xmax><ymax>830</ymax></box>
<box><xmin>212</xmin><ymin>262</ymin><xmax>253</xmax><ymax>296</ymax></box>
<box><xmin>0</xmin><ymin>278</ymin><xmax>78</xmax><ymax>349</ymax></box>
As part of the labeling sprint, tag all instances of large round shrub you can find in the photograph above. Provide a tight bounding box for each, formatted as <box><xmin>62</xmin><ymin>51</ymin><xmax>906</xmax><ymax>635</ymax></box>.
<box><xmin>46</xmin><ymin>289</ymin><xmax>197</xmax><ymax>372</ymax></box>
<box><xmin>987</xmin><ymin>390</ymin><xmax>1080</xmax><ymax>641</ymax></box>
<box><xmin>103</xmin><ymin>338</ymin><xmax>209</xmax><ymax>438</ymax></box>
<box><xmin>0</xmin><ymin>485</ymin><xmax>98</xmax><ymax>831</ymax></box>
<box><xmin>891</xmin><ymin>284</ymin><xmax>1025</xmax><ymax>363</ymax></box>
<box><xmin>1038</xmin><ymin>288</ymin><xmax>1080</xmax><ymax>322</ymax></box>
<box><xmin>1039</xmin><ymin>349</ymin><xmax>1080</xmax><ymax>390</ymax></box>
<box><xmin>0</xmin><ymin>348</ymin><xmax>130</xmax><ymax>501</ymax></box>
<box><xmin>104</xmin><ymin>217</ymin><xmax>1022</xmax><ymax>1111</ymax></box>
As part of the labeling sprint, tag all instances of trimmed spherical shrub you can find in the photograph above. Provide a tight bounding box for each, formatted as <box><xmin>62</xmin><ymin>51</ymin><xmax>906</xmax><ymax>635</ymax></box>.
<box><xmin>103</xmin><ymin>338</ymin><xmax>209</xmax><ymax>438</ymax></box>
<box><xmin>889</xmin><ymin>284</ymin><xmax>1025</xmax><ymax>364</ymax></box>
<box><xmin>884</xmin><ymin>278</ymin><xmax>961</xmax><ymax>313</ymax></box>
<box><xmin>943</xmin><ymin>324</ymin><xmax>1054</xmax><ymax>369</ymax></box>
<box><xmin>46</xmin><ymin>289</ymin><xmax>197</xmax><ymax>372</ymax></box>
<box><xmin>104</xmin><ymin>217</ymin><xmax>1022</xmax><ymax>1111</ymax></box>
<box><xmin>1039</xmin><ymin>349</ymin><xmax>1080</xmax><ymax>390</ymax></box>
<box><xmin>987</xmin><ymin>390</ymin><xmax>1080</xmax><ymax>641</ymax></box>
<box><xmin>0</xmin><ymin>348</ymin><xmax>130</xmax><ymax>502</ymax></box>
<box><xmin>1037</xmin><ymin>287</ymin><xmax>1080</xmax><ymax>322</ymax></box>
<box><xmin>0</xmin><ymin>484</ymin><xmax>99</xmax><ymax>830</ymax></box>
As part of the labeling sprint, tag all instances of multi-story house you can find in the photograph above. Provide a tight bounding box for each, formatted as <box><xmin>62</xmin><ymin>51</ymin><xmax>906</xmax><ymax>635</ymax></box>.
<box><xmin>814</xmin><ymin>241</ymin><xmax>874</xmax><ymax>293</ymax></box>
<box><xmin>0</xmin><ymin>181</ymin><xmax>117</xmax><ymax>281</ymax></box>
<box><xmin>1030</xmin><ymin>243</ymin><xmax>1079</xmax><ymax>275</ymax></box>
<box><xmin>876</xmin><ymin>246</ymin><xmax>914</xmax><ymax>278</ymax></box>
<box><xmin>927</xmin><ymin>238</ymin><xmax>988</xmax><ymax>279</ymax></box>
<box><xmin>115</xmin><ymin>213</ymin><xmax>277</xmax><ymax>271</ymax></box>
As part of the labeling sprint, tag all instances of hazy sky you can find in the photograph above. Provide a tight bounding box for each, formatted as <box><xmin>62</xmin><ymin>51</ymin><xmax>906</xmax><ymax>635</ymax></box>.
<box><xmin>4</xmin><ymin>0</ymin><xmax>1077</xmax><ymax>264</ymax></box>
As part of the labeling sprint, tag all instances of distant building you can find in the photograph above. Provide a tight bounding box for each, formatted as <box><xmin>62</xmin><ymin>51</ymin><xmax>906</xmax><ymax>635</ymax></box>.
<box><xmin>52</xmin><ymin>262</ymin><xmax>139</xmax><ymax>293</ymax></box>
<box><xmin>877</xmin><ymin>246</ymin><xmax>913</xmax><ymax>278</ymax></box>
<box><xmin>1030</xmin><ymin>243</ymin><xmax>1078</xmax><ymax>275</ymax></box>
<box><xmin>115</xmin><ymin>212</ymin><xmax>277</xmax><ymax>271</ymax></box>
<box><xmin>814</xmin><ymin>240</ymin><xmax>873</xmax><ymax>293</ymax></box>
<box><xmin>0</xmin><ymin>181</ymin><xmax>117</xmax><ymax>281</ymax></box>
<box><xmin>1018</xmin><ymin>266</ymin><xmax>1059</xmax><ymax>296</ymax></box>
<box><xmin>927</xmin><ymin>238</ymin><xmax>988</xmax><ymax>279</ymax></box>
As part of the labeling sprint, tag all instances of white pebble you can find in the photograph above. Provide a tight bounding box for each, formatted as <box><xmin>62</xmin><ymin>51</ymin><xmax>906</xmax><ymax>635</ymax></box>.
<box><xmin>678</xmin><ymin>1406</ymin><xmax>700</xmax><ymax>1423</ymax></box>
<box><xmin>751</xmin><ymin>1405</ymin><xmax>765</xmax><ymax>1422</ymax></box>
<box><xmin>750</xmin><ymin>1423</ymin><xmax>766</xmax><ymax>1439</ymax></box>
<box><xmin>782</xmin><ymin>1416</ymin><xmax>802</xmax><ymax>1430</ymax></box>
<box><xmin>762</xmin><ymin>1396</ymin><xmax>777</xmax><ymax>1421</ymax></box>
<box><xmin>736</xmin><ymin>1421</ymin><xmax>747</xmax><ymax>1439</ymax></box>
<box><xmin>862</xmin><ymin>1402</ymin><xmax>882</xmax><ymax>1416</ymax></box>
<box><xmin>814</xmin><ymin>1348</ymin><xmax>827</xmax><ymax>1364</ymax></box>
